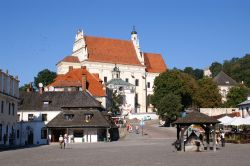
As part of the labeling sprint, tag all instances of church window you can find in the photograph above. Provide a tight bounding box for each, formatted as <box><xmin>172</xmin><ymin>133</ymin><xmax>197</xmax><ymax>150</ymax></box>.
<box><xmin>147</xmin><ymin>82</ymin><xmax>150</xmax><ymax>88</ymax></box>
<box><xmin>41</xmin><ymin>128</ymin><xmax>47</xmax><ymax>139</ymax></box>
<box><xmin>125</xmin><ymin>78</ymin><xmax>129</xmax><ymax>83</ymax></box>
<box><xmin>135</xmin><ymin>79</ymin><xmax>139</xmax><ymax>86</ymax></box>
<box><xmin>42</xmin><ymin>114</ymin><xmax>47</xmax><ymax>121</ymax></box>
<box><xmin>104</xmin><ymin>77</ymin><xmax>107</xmax><ymax>83</ymax></box>
<box><xmin>28</xmin><ymin>114</ymin><xmax>34</xmax><ymax>121</ymax></box>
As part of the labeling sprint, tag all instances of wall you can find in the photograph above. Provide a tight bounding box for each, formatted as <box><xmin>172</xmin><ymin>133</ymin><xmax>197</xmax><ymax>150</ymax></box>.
<box><xmin>200</xmin><ymin>108</ymin><xmax>240</xmax><ymax>117</ymax></box>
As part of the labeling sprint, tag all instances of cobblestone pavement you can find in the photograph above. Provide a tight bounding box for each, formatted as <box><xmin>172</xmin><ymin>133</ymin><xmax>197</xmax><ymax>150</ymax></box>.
<box><xmin>0</xmin><ymin>121</ymin><xmax>250</xmax><ymax>166</ymax></box>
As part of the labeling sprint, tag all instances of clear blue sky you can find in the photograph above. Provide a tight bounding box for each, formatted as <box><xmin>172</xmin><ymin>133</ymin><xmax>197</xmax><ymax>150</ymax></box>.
<box><xmin>0</xmin><ymin>0</ymin><xmax>250</xmax><ymax>85</ymax></box>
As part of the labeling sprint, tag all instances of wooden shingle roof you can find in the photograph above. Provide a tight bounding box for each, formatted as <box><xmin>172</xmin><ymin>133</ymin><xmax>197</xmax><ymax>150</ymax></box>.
<box><xmin>173</xmin><ymin>111</ymin><xmax>220</xmax><ymax>125</ymax></box>
<box><xmin>213</xmin><ymin>71</ymin><xmax>238</xmax><ymax>86</ymax></box>
<box><xmin>46</xmin><ymin>109</ymin><xmax>111</xmax><ymax>128</ymax></box>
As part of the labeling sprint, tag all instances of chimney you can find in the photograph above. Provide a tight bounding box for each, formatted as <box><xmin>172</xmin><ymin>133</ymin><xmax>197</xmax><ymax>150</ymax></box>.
<box><xmin>38</xmin><ymin>83</ymin><xmax>44</xmax><ymax>94</ymax></box>
<box><xmin>27</xmin><ymin>82</ymin><xmax>32</xmax><ymax>92</ymax></box>
<box><xmin>82</xmin><ymin>75</ymin><xmax>87</xmax><ymax>91</ymax></box>
<box><xmin>69</xmin><ymin>66</ymin><xmax>73</xmax><ymax>71</ymax></box>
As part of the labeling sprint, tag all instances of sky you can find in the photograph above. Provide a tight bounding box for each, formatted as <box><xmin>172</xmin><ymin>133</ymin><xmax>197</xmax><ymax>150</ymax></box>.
<box><xmin>0</xmin><ymin>0</ymin><xmax>250</xmax><ymax>86</ymax></box>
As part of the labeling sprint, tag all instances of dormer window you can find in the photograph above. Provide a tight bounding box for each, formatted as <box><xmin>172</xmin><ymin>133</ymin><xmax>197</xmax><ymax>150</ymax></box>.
<box><xmin>225</xmin><ymin>81</ymin><xmax>229</xmax><ymax>84</ymax></box>
<box><xmin>43</xmin><ymin>101</ymin><xmax>49</xmax><ymax>105</ymax></box>
<box><xmin>85</xmin><ymin>113</ymin><xmax>93</xmax><ymax>123</ymax></box>
<box><xmin>64</xmin><ymin>114</ymin><xmax>74</xmax><ymax>120</ymax></box>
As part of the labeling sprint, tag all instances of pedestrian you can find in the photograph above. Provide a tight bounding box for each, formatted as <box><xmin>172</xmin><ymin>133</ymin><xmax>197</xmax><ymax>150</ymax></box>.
<box><xmin>63</xmin><ymin>134</ymin><xmax>68</xmax><ymax>149</ymax></box>
<box><xmin>59</xmin><ymin>135</ymin><xmax>63</xmax><ymax>149</ymax></box>
<box><xmin>220</xmin><ymin>131</ymin><xmax>225</xmax><ymax>147</ymax></box>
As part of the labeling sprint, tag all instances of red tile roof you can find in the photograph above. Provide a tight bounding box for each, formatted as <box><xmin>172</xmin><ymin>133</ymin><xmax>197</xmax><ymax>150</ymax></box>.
<box><xmin>48</xmin><ymin>68</ymin><xmax>105</xmax><ymax>97</ymax></box>
<box><xmin>144</xmin><ymin>53</ymin><xmax>167</xmax><ymax>73</ymax></box>
<box><xmin>60</xmin><ymin>56</ymin><xmax>80</xmax><ymax>63</ymax></box>
<box><xmin>85</xmin><ymin>36</ymin><xmax>142</xmax><ymax>66</ymax></box>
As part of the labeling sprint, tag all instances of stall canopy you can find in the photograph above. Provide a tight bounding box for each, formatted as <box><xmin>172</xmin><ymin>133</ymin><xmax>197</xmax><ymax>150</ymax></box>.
<box><xmin>218</xmin><ymin>116</ymin><xmax>234</xmax><ymax>126</ymax></box>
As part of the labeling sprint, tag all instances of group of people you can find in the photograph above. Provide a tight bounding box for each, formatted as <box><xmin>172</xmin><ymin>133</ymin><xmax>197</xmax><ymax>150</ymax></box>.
<box><xmin>59</xmin><ymin>134</ymin><xmax>68</xmax><ymax>149</ymax></box>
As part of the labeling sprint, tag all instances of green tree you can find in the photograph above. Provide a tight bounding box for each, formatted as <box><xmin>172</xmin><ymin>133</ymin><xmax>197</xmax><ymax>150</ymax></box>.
<box><xmin>19</xmin><ymin>83</ymin><xmax>34</xmax><ymax>92</ymax></box>
<box><xmin>152</xmin><ymin>70</ymin><xmax>197</xmax><ymax>110</ymax></box>
<box><xmin>183</xmin><ymin>67</ymin><xmax>203</xmax><ymax>80</ymax></box>
<box><xmin>209</xmin><ymin>62</ymin><xmax>222</xmax><ymax>77</ymax></box>
<box><xmin>108</xmin><ymin>91</ymin><xmax>123</xmax><ymax>115</ymax></box>
<box><xmin>194</xmin><ymin>78</ymin><xmax>222</xmax><ymax>108</ymax></box>
<box><xmin>34</xmin><ymin>69</ymin><xmax>57</xmax><ymax>89</ymax></box>
<box><xmin>225</xmin><ymin>85</ymin><xmax>250</xmax><ymax>107</ymax></box>
<box><xmin>157</xmin><ymin>93</ymin><xmax>183</xmax><ymax>123</ymax></box>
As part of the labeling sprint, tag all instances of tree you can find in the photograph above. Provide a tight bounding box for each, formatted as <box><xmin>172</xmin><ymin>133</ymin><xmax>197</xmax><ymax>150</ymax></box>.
<box><xmin>183</xmin><ymin>67</ymin><xmax>203</xmax><ymax>80</ymax></box>
<box><xmin>151</xmin><ymin>70</ymin><xmax>197</xmax><ymax>111</ymax></box>
<box><xmin>108</xmin><ymin>91</ymin><xmax>124</xmax><ymax>115</ymax></box>
<box><xmin>34</xmin><ymin>69</ymin><xmax>57</xmax><ymax>89</ymax></box>
<box><xmin>209</xmin><ymin>62</ymin><xmax>222</xmax><ymax>78</ymax></box>
<box><xmin>157</xmin><ymin>93</ymin><xmax>183</xmax><ymax>123</ymax></box>
<box><xmin>194</xmin><ymin>78</ymin><xmax>222</xmax><ymax>108</ymax></box>
<box><xmin>19</xmin><ymin>83</ymin><xmax>34</xmax><ymax>92</ymax></box>
<box><xmin>225</xmin><ymin>85</ymin><xmax>250</xmax><ymax>107</ymax></box>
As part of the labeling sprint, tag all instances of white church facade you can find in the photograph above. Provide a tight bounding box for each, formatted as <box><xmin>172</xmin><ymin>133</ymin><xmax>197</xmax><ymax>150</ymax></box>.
<box><xmin>56</xmin><ymin>29</ymin><xmax>167</xmax><ymax>113</ymax></box>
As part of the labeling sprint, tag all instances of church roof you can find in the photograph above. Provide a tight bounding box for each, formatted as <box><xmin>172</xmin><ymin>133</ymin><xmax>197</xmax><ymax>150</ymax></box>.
<box><xmin>46</xmin><ymin>109</ymin><xmax>111</xmax><ymax>128</ymax></box>
<box><xmin>60</xmin><ymin>56</ymin><xmax>80</xmax><ymax>63</ymax></box>
<box><xmin>144</xmin><ymin>53</ymin><xmax>167</xmax><ymax>73</ymax></box>
<box><xmin>85</xmin><ymin>36</ymin><xmax>143</xmax><ymax>66</ymax></box>
<box><xmin>107</xmin><ymin>78</ymin><xmax>134</xmax><ymax>86</ymax></box>
<box><xmin>213</xmin><ymin>71</ymin><xmax>238</xmax><ymax>86</ymax></box>
<box><xmin>48</xmin><ymin>68</ymin><xmax>105</xmax><ymax>97</ymax></box>
<box><xmin>19</xmin><ymin>91</ymin><xmax>102</xmax><ymax>111</ymax></box>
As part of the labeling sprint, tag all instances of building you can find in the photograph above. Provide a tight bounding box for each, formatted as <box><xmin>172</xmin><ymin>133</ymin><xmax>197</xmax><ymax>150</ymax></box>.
<box><xmin>17</xmin><ymin>91</ymin><xmax>112</xmax><ymax>145</ymax></box>
<box><xmin>238</xmin><ymin>94</ymin><xmax>250</xmax><ymax>118</ymax></box>
<box><xmin>56</xmin><ymin>29</ymin><xmax>167</xmax><ymax>113</ymax></box>
<box><xmin>45</xmin><ymin>66</ymin><xmax>107</xmax><ymax>108</ymax></box>
<box><xmin>0</xmin><ymin>70</ymin><xmax>19</xmax><ymax>146</ymax></box>
<box><xmin>213</xmin><ymin>71</ymin><xmax>238</xmax><ymax>102</ymax></box>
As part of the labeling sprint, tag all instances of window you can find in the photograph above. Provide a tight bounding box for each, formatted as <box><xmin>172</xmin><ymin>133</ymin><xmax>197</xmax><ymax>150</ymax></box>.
<box><xmin>73</xmin><ymin>130</ymin><xmax>83</xmax><ymax>137</ymax></box>
<box><xmin>135</xmin><ymin>79</ymin><xmax>139</xmax><ymax>86</ymax></box>
<box><xmin>1</xmin><ymin>101</ymin><xmax>3</xmax><ymax>113</ymax></box>
<box><xmin>135</xmin><ymin>93</ymin><xmax>138</xmax><ymax>106</ymax></box>
<box><xmin>147</xmin><ymin>82</ymin><xmax>150</xmax><ymax>88</ymax></box>
<box><xmin>17</xmin><ymin>129</ymin><xmax>19</xmax><ymax>139</ymax></box>
<box><xmin>17</xmin><ymin>114</ymin><xmax>20</xmax><ymax>121</ymax></box>
<box><xmin>125</xmin><ymin>78</ymin><xmax>129</xmax><ymax>83</ymax></box>
<box><xmin>85</xmin><ymin>114</ymin><xmax>93</xmax><ymax>122</ymax></box>
<box><xmin>42</xmin><ymin>114</ymin><xmax>47</xmax><ymax>121</ymax></box>
<box><xmin>41</xmin><ymin>128</ymin><xmax>47</xmax><ymax>139</ymax></box>
<box><xmin>8</xmin><ymin>103</ymin><xmax>11</xmax><ymax>115</ymax></box>
<box><xmin>12</xmin><ymin>103</ymin><xmax>15</xmax><ymax>116</ymax></box>
<box><xmin>28</xmin><ymin>114</ymin><xmax>34</xmax><ymax>121</ymax></box>
<box><xmin>64</xmin><ymin>114</ymin><xmax>74</xmax><ymax>120</ymax></box>
<box><xmin>104</xmin><ymin>76</ymin><xmax>107</xmax><ymax>83</ymax></box>
<box><xmin>0</xmin><ymin>124</ymin><xmax>2</xmax><ymax>141</ymax></box>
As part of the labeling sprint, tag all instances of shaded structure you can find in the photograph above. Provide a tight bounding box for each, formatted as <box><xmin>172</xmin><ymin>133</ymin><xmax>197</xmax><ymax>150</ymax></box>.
<box><xmin>173</xmin><ymin>110</ymin><xmax>220</xmax><ymax>152</ymax></box>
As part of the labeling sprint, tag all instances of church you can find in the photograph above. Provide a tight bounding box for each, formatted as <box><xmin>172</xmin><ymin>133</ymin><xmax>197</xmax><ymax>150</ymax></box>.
<box><xmin>54</xmin><ymin>28</ymin><xmax>167</xmax><ymax>113</ymax></box>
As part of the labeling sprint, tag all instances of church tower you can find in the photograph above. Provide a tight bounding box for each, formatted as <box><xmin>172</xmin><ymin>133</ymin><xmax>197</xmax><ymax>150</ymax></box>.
<box><xmin>131</xmin><ymin>26</ymin><xmax>144</xmax><ymax>65</ymax></box>
<box><xmin>72</xmin><ymin>29</ymin><xmax>88</xmax><ymax>62</ymax></box>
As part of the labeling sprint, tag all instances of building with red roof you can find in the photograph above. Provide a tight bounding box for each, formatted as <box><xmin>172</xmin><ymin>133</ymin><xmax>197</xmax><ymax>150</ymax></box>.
<box><xmin>56</xmin><ymin>29</ymin><xmax>167</xmax><ymax>113</ymax></box>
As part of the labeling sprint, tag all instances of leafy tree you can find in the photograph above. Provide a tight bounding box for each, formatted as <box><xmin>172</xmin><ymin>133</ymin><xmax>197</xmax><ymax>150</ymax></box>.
<box><xmin>209</xmin><ymin>62</ymin><xmax>222</xmax><ymax>77</ymax></box>
<box><xmin>194</xmin><ymin>78</ymin><xmax>222</xmax><ymax>108</ymax></box>
<box><xmin>157</xmin><ymin>93</ymin><xmax>183</xmax><ymax>122</ymax></box>
<box><xmin>183</xmin><ymin>67</ymin><xmax>203</xmax><ymax>80</ymax></box>
<box><xmin>34</xmin><ymin>69</ymin><xmax>57</xmax><ymax>89</ymax></box>
<box><xmin>152</xmin><ymin>70</ymin><xmax>197</xmax><ymax>111</ymax></box>
<box><xmin>19</xmin><ymin>83</ymin><xmax>34</xmax><ymax>92</ymax></box>
<box><xmin>225</xmin><ymin>85</ymin><xmax>250</xmax><ymax>107</ymax></box>
<box><xmin>108</xmin><ymin>91</ymin><xmax>124</xmax><ymax>115</ymax></box>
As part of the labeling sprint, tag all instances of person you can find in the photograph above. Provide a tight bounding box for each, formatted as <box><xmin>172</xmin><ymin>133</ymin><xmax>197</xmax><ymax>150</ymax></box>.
<box><xmin>63</xmin><ymin>134</ymin><xmax>68</xmax><ymax>149</ymax></box>
<box><xmin>59</xmin><ymin>135</ymin><xmax>63</xmax><ymax>149</ymax></box>
<box><xmin>135</xmin><ymin>125</ymin><xmax>139</xmax><ymax>134</ymax></box>
<box><xmin>220</xmin><ymin>131</ymin><xmax>225</xmax><ymax>147</ymax></box>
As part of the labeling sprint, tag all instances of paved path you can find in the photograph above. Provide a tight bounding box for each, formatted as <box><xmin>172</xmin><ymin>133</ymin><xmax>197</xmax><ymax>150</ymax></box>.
<box><xmin>1</xmin><ymin>120</ymin><xmax>250</xmax><ymax>166</ymax></box>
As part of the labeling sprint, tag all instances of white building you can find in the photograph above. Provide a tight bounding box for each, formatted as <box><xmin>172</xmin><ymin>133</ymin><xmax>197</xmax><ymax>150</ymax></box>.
<box><xmin>213</xmin><ymin>71</ymin><xmax>238</xmax><ymax>102</ymax></box>
<box><xmin>0</xmin><ymin>70</ymin><xmax>19</xmax><ymax>146</ymax></box>
<box><xmin>56</xmin><ymin>29</ymin><xmax>167</xmax><ymax>113</ymax></box>
<box><xmin>238</xmin><ymin>94</ymin><xmax>250</xmax><ymax>118</ymax></box>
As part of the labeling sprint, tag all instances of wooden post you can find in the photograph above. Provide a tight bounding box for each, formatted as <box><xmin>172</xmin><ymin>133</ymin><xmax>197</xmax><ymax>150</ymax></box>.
<box><xmin>177</xmin><ymin>125</ymin><xmax>180</xmax><ymax>140</ymax></box>
<box><xmin>206</xmin><ymin>126</ymin><xmax>210</xmax><ymax>150</ymax></box>
<box><xmin>213</xmin><ymin>125</ymin><xmax>216</xmax><ymax>152</ymax></box>
<box><xmin>181</xmin><ymin>127</ymin><xmax>185</xmax><ymax>152</ymax></box>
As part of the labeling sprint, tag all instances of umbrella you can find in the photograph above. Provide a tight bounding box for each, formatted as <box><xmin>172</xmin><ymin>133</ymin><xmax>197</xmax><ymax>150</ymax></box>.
<box><xmin>230</xmin><ymin>117</ymin><xmax>246</xmax><ymax>126</ymax></box>
<box><xmin>218</xmin><ymin>116</ymin><xmax>234</xmax><ymax>126</ymax></box>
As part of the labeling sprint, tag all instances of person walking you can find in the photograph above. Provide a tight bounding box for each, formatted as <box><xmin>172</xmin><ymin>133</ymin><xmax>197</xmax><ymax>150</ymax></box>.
<box><xmin>59</xmin><ymin>135</ymin><xmax>63</xmax><ymax>149</ymax></box>
<box><xmin>220</xmin><ymin>131</ymin><xmax>225</xmax><ymax>147</ymax></box>
<box><xmin>63</xmin><ymin>134</ymin><xmax>68</xmax><ymax>149</ymax></box>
